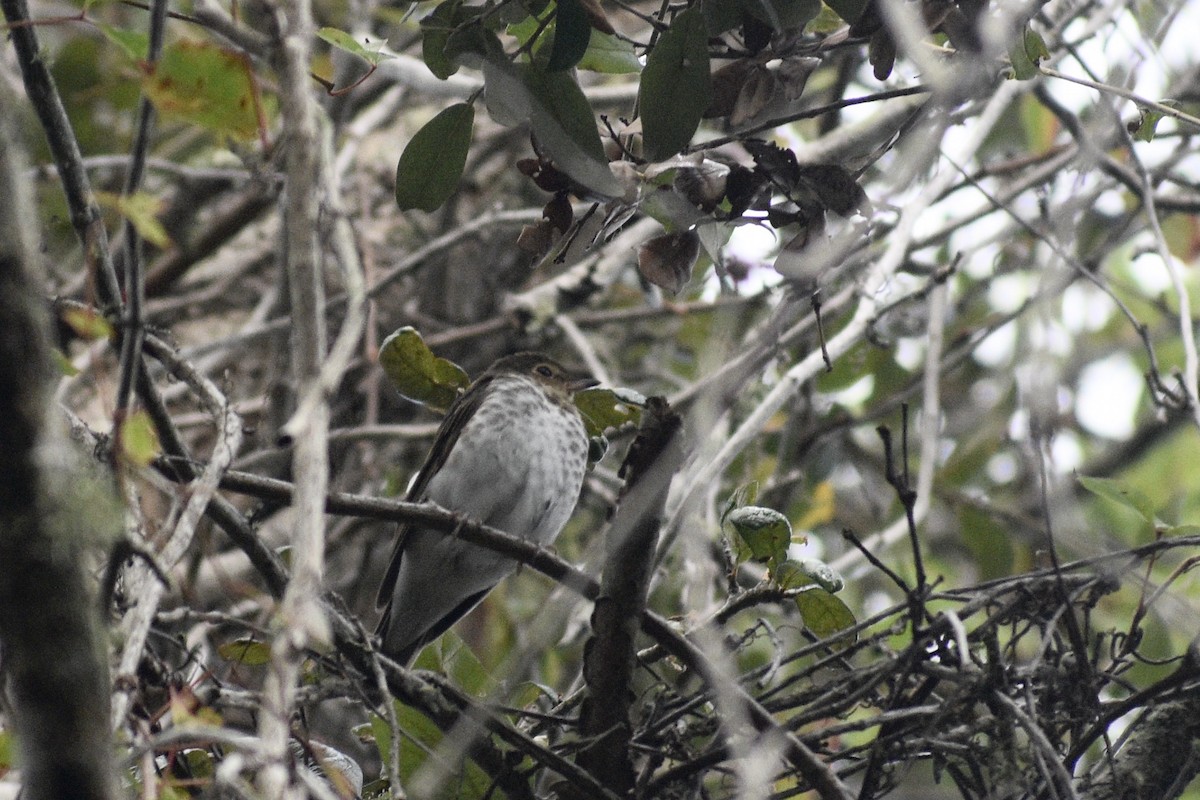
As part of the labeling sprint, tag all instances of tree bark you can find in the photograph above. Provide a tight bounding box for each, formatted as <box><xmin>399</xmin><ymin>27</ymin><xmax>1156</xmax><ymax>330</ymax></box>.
<box><xmin>0</xmin><ymin>79</ymin><xmax>118</xmax><ymax>800</ymax></box>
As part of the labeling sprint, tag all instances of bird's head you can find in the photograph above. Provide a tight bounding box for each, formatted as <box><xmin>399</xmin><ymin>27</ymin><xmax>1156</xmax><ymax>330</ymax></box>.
<box><xmin>487</xmin><ymin>352</ymin><xmax>599</xmax><ymax>403</ymax></box>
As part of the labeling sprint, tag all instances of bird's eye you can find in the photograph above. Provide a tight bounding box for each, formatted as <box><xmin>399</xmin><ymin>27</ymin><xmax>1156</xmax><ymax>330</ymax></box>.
<box><xmin>535</xmin><ymin>364</ymin><xmax>554</xmax><ymax>378</ymax></box>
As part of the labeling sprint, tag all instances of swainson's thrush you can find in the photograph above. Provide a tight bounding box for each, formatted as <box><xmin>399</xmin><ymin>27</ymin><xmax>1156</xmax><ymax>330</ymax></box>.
<box><xmin>376</xmin><ymin>352</ymin><xmax>597</xmax><ymax>664</ymax></box>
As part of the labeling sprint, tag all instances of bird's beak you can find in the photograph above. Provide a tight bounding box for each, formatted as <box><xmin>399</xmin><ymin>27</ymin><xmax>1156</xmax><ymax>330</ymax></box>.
<box><xmin>569</xmin><ymin>377</ymin><xmax>600</xmax><ymax>394</ymax></box>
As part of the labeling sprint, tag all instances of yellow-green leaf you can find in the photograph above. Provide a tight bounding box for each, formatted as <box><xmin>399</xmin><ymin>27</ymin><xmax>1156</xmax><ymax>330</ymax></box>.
<box><xmin>578</xmin><ymin>30</ymin><xmax>641</xmax><ymax>74</ymax></box>
<box><xmin>97</xmin><ymin>23</ymin><xmax>148</xmax><ymax>61</ymax></box>
<box><xmin>775</xmin><ymin>558</ymin><xmax>842</xmax><ymax>593</ymax></box>
<box><xmin>727</xmin><ymin>505</ymin><xmax>791</xmax><ymax>565</ymax></box>
<box><xmin>51</xmin><ymin>348</ymin><xmax>80</xmax><ymax>377</ymax></box>
<box><xmin>217</xmin><ymin>637</ymin><xmax>273</xmax><ymax>666</ymax></box>
<box><xmin>118</xmin><ymin>410</ymin><xmax>161</xmax><ymax>468</ymax></box>
<box><xmin>317</xmin><ymin>27</ymin><xmax>394</xmax><ymax>66</ymax></box>
<box><xmin>61</xmin><ymin>307</ymin><xmax>115</xmax><ymax>341</ymax></box>
<box><xmin>795</xmin><ymin>587</ymin><xmax>856</xmax><ymax>639</ymax></box>
<box><xmin>574</xmin><ymin>386</ymin><xmax>644</xmax><ymax>438</ymax></box>
<box><xmin>141</xmin><ymin>40</ymin><xmax>260</xmax><ymax>140</ymax></box>
<box><xmin>96</xmin><ymin>190</ymin><xmax>172</xmax><ymax>248</ymax></box>
<box><xmin>1077</xmin><ymin>474</ymin><xmax>1158</xmax><ymax>525</ymax></box>
<box><xmin>378</xmin><ymin>327</ymin><xmax>470</xmax><ymax>411</ymax></box>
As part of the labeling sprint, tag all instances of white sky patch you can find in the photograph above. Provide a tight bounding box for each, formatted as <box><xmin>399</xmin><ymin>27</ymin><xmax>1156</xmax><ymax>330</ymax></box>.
<box><xmin>829</xmin><ymin>373</ymin><xmax>875</xmax><ymax>411</ymax></box>
<box><xmin>1129</xmin><ymin>249</ymin><xmax>1177</xmax><ymax>296</ymax></box>
<box><xmin>725</xmin><ymin>222</ymin><xmax>779</xmax><ymax>265</ymax></box>
<box><xmin>1061</xmin><ymin>283</ymin><xmax>1113</xmax><ymax>333</ymax></box>
<box><xmin>975</xmin><ymin>320</ymin><xmax>1017</xmax><ymax>367</ymax></box>
<box><xmin>1050</xmin><ymin>430</ymin><xmax>1084</xmax><ymax>473</ymax></box>
<box><xmin>988</xmin><ymin>273</ymin><xmax>1034</xmax><ymax>313</ymax></box>
<box><xmin>987</xmin><ymin>450</ymin><xmax>1018</xmax><ymax>484</ymax></box>
<box><xmin>894</xmin><ymin>337</ymin><xmax>924</xmax><ymax>370</ymax></box>
<box><xmin>1076</xmin><ymin>352</ymin><xmax>1144</xmax><ymax>439</ymax></box>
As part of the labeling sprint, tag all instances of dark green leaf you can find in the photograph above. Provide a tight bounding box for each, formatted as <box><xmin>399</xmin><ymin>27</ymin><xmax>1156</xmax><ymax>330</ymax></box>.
<box><xmin>639</xmin><ymin>7</ymin><xmax>712</xmax><ymax>161</ymax></box>
<box><xmin>378</xmin><ymin>327</ymin><xmax>470</xmax><ymax>411</ymax></box>
<box><xmin>704</xmin><ymin>0</ymin><xmax>744</xmax><ymax>35</ymax></box>
<box><xmin>744</xmin><ymin>0</ymin><xmax>821</xmax><ymax>31</ymax></box>
<box><xmin>421</xmin><ymin>1</ymin><xmax>466</xmax><ymax>79</ymax></box>
<box><xmin>868</xmin><ymin>28</ymin><xmax>895</xmax><ymax>81</ymax></box>
<box><xmin>395</xmin><ymin>103</ymin><xmax>474</xmax><ymax>212</ymax></box>
<box><xmin>482</xmin><ymin>60</ymin><xmax>622</xmax><ymax>196</ymax></box>
<box><xmin>546</xmin><ymin>0</ymin><xmax>592</xmax><ymax>71</ymax></box>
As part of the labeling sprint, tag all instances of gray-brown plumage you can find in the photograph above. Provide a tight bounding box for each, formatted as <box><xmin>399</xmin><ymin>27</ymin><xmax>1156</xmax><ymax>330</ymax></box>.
<box><xmin>376</xmin><ymin>352</ymin><xmax>596</xmax><ymax>664</ymax></box>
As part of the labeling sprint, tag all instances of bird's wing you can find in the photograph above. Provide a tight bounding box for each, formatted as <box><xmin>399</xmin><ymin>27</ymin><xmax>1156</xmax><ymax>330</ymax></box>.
<box><xmin>374</xmin><ymin>375</ymin><xmax>495</xmax><ymax>612</ymax></box>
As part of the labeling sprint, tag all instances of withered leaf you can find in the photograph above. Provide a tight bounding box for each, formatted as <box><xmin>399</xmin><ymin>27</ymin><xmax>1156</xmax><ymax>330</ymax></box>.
<box><xmin>638</xmin><ymin>229</ymin><xmax>701</xmax><ymax>294</ymax></box>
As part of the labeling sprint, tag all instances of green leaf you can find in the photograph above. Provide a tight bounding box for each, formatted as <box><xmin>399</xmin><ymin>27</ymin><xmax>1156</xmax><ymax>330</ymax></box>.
<box><xmin>1008</xmin><ymin>26</ymin><xmax>1047</xmax><ymax>80</ymax></box>
<box><xmin>421</xmin><ymin>1</ymin><xmax>469</xmax><ymax>79</ymax></box>
<box><xmin>1162</xmin><ymin>524</ymin><xmax>1200</xmax><ymax>537</ymax></box>
<box><xmin>578</xmin><ymin>31</ymin><xmax>641</xmax><ymax>73</ymax></box>
<box><xmin>216</xmin><ymin>638</ymin><xmax>273</xmax><ymax>665</ymax></box>
<box><xmin>482</xmin><ymin>60</ymin><xmax>622</xmax><ymax>196</ymax></box>
<box><xmin>1130</xmin><ymin>101</ymin><xmax>1178</xmax><ymax>143</ymax></box>
<box><xmin>823</xmin><ymin>0</ymin><xmax>869</xmax><ymax>25</ymax></box>
<box><xmin>378</xmin><ymin>327</ymin><xmax>470</xmax><ymax>411</ymax></box>
<box><xmin>395</xmin><ymin>103</ymin><xmax>475</xmax><ymax>212</ymax></box>
<box><xmin>61</xmin><ymin>306</ymin><xmax>115</xmax><ymax>341</ymax></box>
<box><xmin>720</xmin><ymin>482</ymin><xmax>760</xmax><ymax>527</ymax></box>
<box><xmin>727</xmin><ymin>505</ymin><xmax>791</xmax><ymax>565</ymax></box>
<box><xmin>574</xmin><ymin>386</ymin><xmax>644</xmax><ymax>438</ymax></box>
<box><xmin>318</xmin><ymin>27</ymin><xmax>395</xmax><ymax>66</ymax></box>
<box><xmin>0</xmin><ymin>728</ymin><xmax>14</xmax><ymax>769</ymax></box>
<box><xmin>960</xmin><ymin>505</ymin><xmax>1016</xmax><ymax>580</ymax></box>
<box><xmin>775</xmin><ymin>557</ymin><xmax>842</xmax><ymax>592</ymax></box>
<box><xmin>1024</xmin><ymin>27</ymin><xmax>1050</xmax><ymax>62</ymax></box>
<box><xmin>704</xmin><ymin>0</ymin><xmax>744</xmax><ymax>35</ymax></box>
<box><xmin>795</xmin><ymin>588</ymin><xmax>857</xmax><ymax>639</ymax></box>
<box><xmin>51</xmin><ymin>348</ymin><xmax>80</xmax><ymax>377</ymax></box>
<box><xmin>639</xmin><ymin>7</ymin><xmax>712</xmax><ymax>161</ymax></box>
<box><xmin>745</xmin><ymin>0</ymin><xmax>821</xmax><ymax>31</ymax></box>
<box><xmin>372</xmin><ymin>700</ymin><xmax>498</xmax><ymax>799</ymax></box>
<box><xmin>140</xmin><ymin>39</ymin><xmax>260</xmax><ymax>140</ymax></box>
<box><xmin>181</xmin><ymin>749</ymin><xmax>216</xmax><ymax>779</ymax></box>
<box><xmin>1077</xmin><ymin>474</ymin><xmax>1158</xmax><ymax>525</ymax></box>
<box><xmin>96</xmin><ymin>190</ymin><xmax>172</xmax><ymax>248</ymax></box>
<box><xmin>97</xmin><ymin>23</ymin><xmax>148</xmax><ymax>61</ymax></box>
<box><xmin>546</xmin><ymin>0</ymin><xmax>592</xmax><ymax>71</ymax></box>
<box><xmin>118</xmin><ymin>410</ymin><xmax>161</xmax><ymax>468</ymax></box>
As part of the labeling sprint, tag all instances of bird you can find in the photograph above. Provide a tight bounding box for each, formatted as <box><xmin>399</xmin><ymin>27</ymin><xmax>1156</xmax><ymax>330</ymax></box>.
<box><xmin>375</xmin><ymin>352</ymin><xmax>597</xmax><ymax>665</ymax></box>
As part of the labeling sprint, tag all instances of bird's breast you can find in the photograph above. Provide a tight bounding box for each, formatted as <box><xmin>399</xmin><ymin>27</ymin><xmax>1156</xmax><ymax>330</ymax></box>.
<box><xmin>423</xmin><ymin>376</ymin><xmax>589</xmax><ymax>544</ymax></box>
